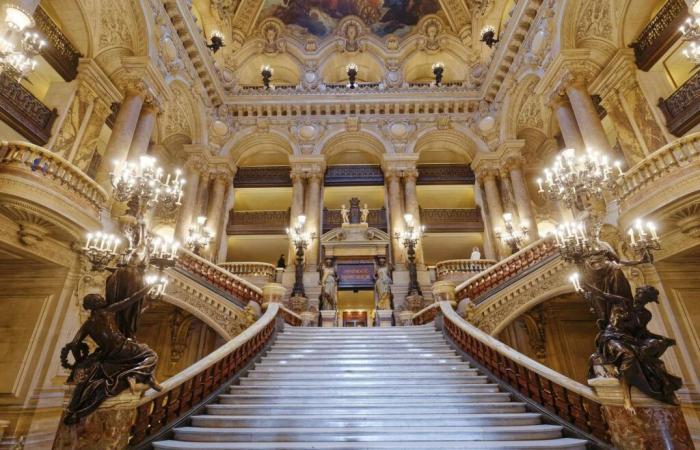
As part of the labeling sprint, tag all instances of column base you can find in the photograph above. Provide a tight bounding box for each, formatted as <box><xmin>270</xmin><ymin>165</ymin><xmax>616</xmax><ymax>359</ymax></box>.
<box><xmin>375</xmin><ymin>310</ymin><xmax>394</xmax><ymax>327</ymax></box>
<box><xmin>300</xmin><ymin>311</ymin><xmax>318</xmax><ymax>327</ymax></box>
<box><xmin>396</xmin><ymin>310</ymin><xmax>414</xmax><ymax>326</ymax></box>
<box><xmin>320</xmin><ymin>310</ymin><xmax>337</xmax><ymax>327</ymax></box>
<box><xmin>588</xmin><ymin>377</ymin><xmax>694</xmax><ymax>450</ymax></box>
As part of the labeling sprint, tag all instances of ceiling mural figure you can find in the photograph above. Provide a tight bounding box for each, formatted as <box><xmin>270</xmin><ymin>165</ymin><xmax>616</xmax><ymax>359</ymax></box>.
<box><xmin>256</xmin><ymin>0</ymin><xmax>443</xmax><ymax>37</ymax></box>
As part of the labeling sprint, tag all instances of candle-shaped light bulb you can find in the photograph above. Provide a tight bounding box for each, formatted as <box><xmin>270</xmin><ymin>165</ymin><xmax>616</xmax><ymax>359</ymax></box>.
<box><xmin>628</xmin><ymin>228</ymin><xmax>636</xmax><ymax>246</ymax></box>
<box><xmin>298</xmin><ymin>215</ymin><xmax>306</xmax><ymax>225</ymax></box>
<box><xmin>536</xmin><ymin>178</ymin><xmax>543</xmax><ymax>192</ymax></box>
<box><xmin>648</xmin><ymin>222</ymin><xmax>658</xmax><ymax>240</ymax></box>
<box><xmin>85</xmin><ymin>233</ymin><xmax>93</xmax><ymax>249</ymax></box>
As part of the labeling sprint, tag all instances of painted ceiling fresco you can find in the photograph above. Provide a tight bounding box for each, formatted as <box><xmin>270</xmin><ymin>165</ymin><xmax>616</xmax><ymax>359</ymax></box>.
<box><xmin>257</xmin><ymin>0</ymin><xmax>442</xmax><ymax>37</ymax></box>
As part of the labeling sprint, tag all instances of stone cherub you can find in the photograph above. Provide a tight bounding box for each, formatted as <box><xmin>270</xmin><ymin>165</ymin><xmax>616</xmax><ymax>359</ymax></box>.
<box><xmin>361</xmin><ymin>204</ymin><xmax>370</xmax><ymax>224</ymax></box>
<box><xmin>340</xmin><ymin>204</ymin><xmax>349</xmax><ymax>224</ymax></box>
<box><xmin>60</xmin><ymin>288</ymin><xmax>161</xmax><ymax>425</ymax></box>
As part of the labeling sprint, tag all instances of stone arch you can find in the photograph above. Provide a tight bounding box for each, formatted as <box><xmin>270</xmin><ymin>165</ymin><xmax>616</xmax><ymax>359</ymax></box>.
<box><xmin>557</xmin><ymin>0</ymin><xmax>617</xmax><ymax>64</ymax></box>
<box><xmin>317</xmin><ymin>130</ymin><xmax>385</xmax><ymax>162</ymax></box>
<box><xmin>222</xmin><ymin>130</ymin><xmax>294</xmax><ymax>166</ymax></box>
<box><xmin>491</xmin><ymin>284</ymin><xmax>575</xmax><ymax>336</ymax></box>
<box><xmin>502</xmin><ymin>75</ymin><xmax>547</xmax><ymax>140</ymax></box>
<box><xmin>411</xmin><ymin>129</ymin><xmax>476</xmax><ymax>163</ymax></box>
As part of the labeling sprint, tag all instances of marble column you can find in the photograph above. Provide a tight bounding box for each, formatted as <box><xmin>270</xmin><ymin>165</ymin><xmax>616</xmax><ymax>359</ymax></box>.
<box><xmin>550</xmin><ymin>96</ymin><xmax>585</xmax><ymax>151</ymax></box>
<box><xmin>403</xmin><ymin>169</ymin><xmax>424</xmax><ymax>265</ymax></box>
<box><xmin>482</xmin><ymin>170</ymin><xmax>506</xmax><ymax>259</ymax></box>
<box><xmin>507</xmin><ymin>160</ymin><xmax>538</xmax><ymax>243</ymax></box>
<box><xmin>94</xmin><ymin>89</ymin><xmax>145</xmax><ymax>190</ymax></box>
<box><xmin>499</xmin><ymin>169</ymin><xmax>519</xmax><ymax>221</ymax></box>
<box><xmin>174</xmin><ymin>159</ymin><xmax>203</xmax><ymax>242</ymax></box>
<box><xmin>216</xmin><ymin>183</ymin><xmax>235</xmax><ymax>263</ymax></box>
<box><xmin>196</xmin><ymin>171</ymin><xmax>212</xmax><ymax>217</ymax></box>
<box><xmin>386</xmin><ymin>172</ymin><xmax>405</xmax><ymax>267</ymax></box>
<box><xmin>206</xmin><ymin>171</ymin><xmax>231</xmax><ymax>260</ymax></box>
<box><xmin>126</xmin><ymin>102</ymin><xmax>158</xmax><ymax>161</ymax></box>
<box><xmin>565</xmin><ymin>78</ymin><xmax>612</xmax><ymax>153</ymax></box>
<box><xmin>476</xmin><ymin>181</ymin><xmax>497</xmax><ymax>260</ymax></box>
<box><xmin>304</xmin><ymin>173</ymin><xmax>322</xmax><ymax>271</ymax></box>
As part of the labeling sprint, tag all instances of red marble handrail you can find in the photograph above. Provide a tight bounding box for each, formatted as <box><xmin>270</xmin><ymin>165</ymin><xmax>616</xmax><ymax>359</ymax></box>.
<box><xmin>412</xmin><ymin>302</ymin><xmax>441</xmax><ymax>325</ymax></box>
<box><xmin>176</xmin><ymin>249</ymin><xmax>263</xmax><ymax>305</ymax></box>
<box><xmin>455</xmin><ymin>238</ymin><xmax>558</xmax><ymax>303</ymax></box>
<box><xmin>439</xmin><ymin>302</ymin><xmax>610</xmax><ymax>444</ymax></box>
<box><xmin>129</xmin><ymin>303</ymin><xmax>281</xmax><ymax>446</ymax></box>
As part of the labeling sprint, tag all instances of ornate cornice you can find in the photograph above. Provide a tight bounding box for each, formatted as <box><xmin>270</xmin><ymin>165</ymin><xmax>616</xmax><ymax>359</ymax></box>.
<box><xmin>381</xmin><ymin>153</ymin><xmax>419</xmax><ymax>177</ymax></box>
<box><xmin>534</xmin><ymin>49</ymin><xmax>600</xmax><ymax>97</ymax></box>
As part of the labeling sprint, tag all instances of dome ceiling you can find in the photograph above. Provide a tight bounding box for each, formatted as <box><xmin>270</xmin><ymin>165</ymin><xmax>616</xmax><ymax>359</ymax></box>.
<box><xmin>256</xmin><ymin>0</ymin><xmax>444</xmax><ymax>37</ymax></box>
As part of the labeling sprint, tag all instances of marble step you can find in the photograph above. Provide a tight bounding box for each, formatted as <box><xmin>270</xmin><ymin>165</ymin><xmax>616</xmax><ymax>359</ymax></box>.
<box><xmin>237</xmin><ymin>376</ymin><xmax>490</xmax><ymax>387</ymax></box>
<box><xmin>228</xmin><ymin>384</ymin><xmax>501</xmax><ymax>395</ymax></box>
<box><xmin>171</xmin><ymin>425</ymin><xmax>565</xmax><ymax>442</ymax></box>
<box><xmin>281</xmin><ymin>328</ymin><xmax>435</xmax><ymax>335</ymax></box>
<box><xmin>270</xmin><ymin>344</ymin><xmax>451</xmax><ymax>351</ymax></box>
<box><xmin>259</xmin><ymin>356</ymin><xmax>464</xmax><ymax>365</ymax></box>
<box><xmin>216</xmin><ymin>392</ymin><xmax>513</xmax><ymax>405</ymax></box>
<box><xmin>191</xmin><ymin>413</ymin><xmax>544</xmax><ymax>428</ymax></box>
<box><xmin>274</xmin><ymin>336</ymin><xmax>445</xmax><ymax>342</ymax></box>
<box><xmin>205</xmin><ymin>403</ymin><xmax>530</xmax><ymax>416</ymax></box>
<box><xmin>245</xmin><ymin>368</ymin><xmax>480</xmax><ymax>377</ymax></box>
<box><xmin>154</xmin><ymin>438</ymin><xmax>589</xmax><ymax>449</ymax></box>
<box><xmin>253</xmin><ymin>362</ymin><xmax>470</xmax><ymax>371</ymax></box>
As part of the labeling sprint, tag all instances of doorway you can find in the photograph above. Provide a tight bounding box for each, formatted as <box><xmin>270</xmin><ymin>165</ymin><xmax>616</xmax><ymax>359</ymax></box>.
<box><xmin>337</xmin><ymin>290</ymin><xmax>375</xmax><ymax>327</ymax></box>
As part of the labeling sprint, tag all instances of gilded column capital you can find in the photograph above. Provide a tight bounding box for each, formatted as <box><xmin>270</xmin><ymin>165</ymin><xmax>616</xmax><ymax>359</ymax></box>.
<box><xmin>289</xmin><ymin>155</ymin><xmax>326</xmax><ymax>180</ymax></box>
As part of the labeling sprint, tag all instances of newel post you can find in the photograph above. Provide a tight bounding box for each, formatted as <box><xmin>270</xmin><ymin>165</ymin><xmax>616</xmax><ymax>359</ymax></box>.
<box><xmin>432</xmin><ymin>281</ymin><xmax>456</xmax><ymax>331</ymax></box>
<box><xmin>262</xmin><ymin>282</ymin><xmax>286</xmax><ymax>332</ymax></box>
<box><xmin>588</xmin><ymin>377</ymin><xmax>694</xmax><ymax>450</ymax></box>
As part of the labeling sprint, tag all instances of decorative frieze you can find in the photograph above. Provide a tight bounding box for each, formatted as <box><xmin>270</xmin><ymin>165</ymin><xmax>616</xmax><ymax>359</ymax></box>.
<box><xmin>324</xmin><ymin>165</ymin><xmax>384</xmax><ymax>186</ymax></box>
<box><xmin>227</xmin><ymin>210</ymin><xmax>290</xmax><ymax>235</ymax></box>
<box><xmin>233</xmin><ymin>166</ymin><xmax>291</xmax><ymax>188</ymax></box>
<box><xmin>420</xmin><ymin>208</ymin><xmax>484</xmax><ymax>232</ymax></box>
<box><xmin>416</xmin><ymin>164</ymin><xmax>475</xmax><ymax>185</ymax></box>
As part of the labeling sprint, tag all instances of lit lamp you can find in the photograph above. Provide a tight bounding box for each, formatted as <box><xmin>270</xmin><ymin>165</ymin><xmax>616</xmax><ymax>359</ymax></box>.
<box><xmin>0</xmin><ymin>4</ymin><xmax>46</xmax><ymax>80</ymax></box>
<box><xmin>261</xmin><ymin>64</ymin><xmax>273</xmax><ymax>90</ymax></box>
<box><xmin>395</xmin><ymin>213</ymin><xmax>424</xmax><ymax>296</ymax></box>
<box><xmin>627</xmin><ymin>219</ymin><xmax>661</xmax><ymax>263</ymax></box>
<box><xmin>480</xmin><ymin>25</ymin><xmax>499</xmax><ymax>48</ymax></box>
<box><xmin>186</xmin><ymin>216</ymin><xmax>214</xmax><ymax>256</ymax></box>
<box><xmin>432</xmin><ymin>62</ymin><xmax>444</xmax><ymax>87</ymax></box>
<box><xmin>83</xmin><ymin>231</ymin><xmax>121</xmax><ymax>271</ymax></box>
<box><xmin>346</xmin><ymin>63</ymin><xmax>358</xmax><ymax>89</ymax></box>
<box><xmin>206</xmin><ymin>30</ymin><xmax>225</xmax><ymax>53</ymax></box>
<box><xmin>495</xmin><ymin>213</ymin><xmax>528</xmax><ymax>254</ymax></box>
<box><xmin>680</xmin><ymin>9</ymin><xmax>700</xmax><ymax>65</ymax></box>
<box><xmin>287</xmin><ymin>215</ymin><xmax>316</xmax><ymax>297</ymax></box>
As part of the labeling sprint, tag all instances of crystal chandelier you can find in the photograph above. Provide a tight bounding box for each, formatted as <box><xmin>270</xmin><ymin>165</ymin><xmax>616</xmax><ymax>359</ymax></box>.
<box><xmin>680</xmin><ymin>3</ymin><xmax>700</xmax><ymax>64</ymax></box>
<box><xmin>552</xmin><ymin>221</ymin><xmax>594</xmax><ymax>262</ymax></box>
<box><xmin>537</xmin><ymin>148</ymin><xmax>622</xmax><ymax>210</ymax></box>
<box><xmin>0</xmin><ymin>4</ymin><xmax>45</xmax><ymax>80</ymax></box>
<box><xmin>186</xmin><ymin>216</ymin><xmax>214</xmax><ymax>256</ymax></box>
<box><xmin>83</xmin><ymin>231</ymin><xmax>121</xmax><ymax>271</ymax></box>
<box><xmin>495</xmin><ymin>213</ymin><xmax>529</xmax><ymax>253</ymax></box>
<box><xmin>111</xmin><ymin>155</ymin><xmax>185</xmax><ymax>216</ymax></box>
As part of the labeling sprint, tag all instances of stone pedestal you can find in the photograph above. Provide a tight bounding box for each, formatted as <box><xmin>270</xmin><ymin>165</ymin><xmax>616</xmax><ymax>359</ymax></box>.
<box><xmin>397</xmin><ymin>310</ymin><xmax>414</xmax><ymax>326</ymax></box>
<box><xmin>588</xmin><ymin>377</ymin><xmax>694</xmax><ymax>450</ymax></box>
<box><xmin>320</xmin><ymin>310</ymin><xmax>337</xmax><ymax>327</ymax></box>
<box><xmin>405</xmin><ymin>294</ymin><xmax>425</xmax><ymax>313</ymax></box>
<box><xmin>375</xmin><ymin>310</ymin><xmax>394</xmax><ymax>327</ymax></box>
<box><xmin>300</xmin><ymin>311</ymin><xmax>318</xmax><ymax>327</ymax></box>
<box><xmin>432</xmin><ymin>280</ymin><xmax>457</xmax><ymax>308</ymax></box>
<box><xmin>262</xmin><ymin>282</ymin><xmax>286</xmax><ymax>310</ymax></box>
<box><xmin>289</xmin><ymin>295</ymin><xmax>308</xmax><ymax>314</ymax></box>
<box><xmin>52</xmin><ymin>388</ymin><xmax>145</xmax><ymax>450</ymax></box>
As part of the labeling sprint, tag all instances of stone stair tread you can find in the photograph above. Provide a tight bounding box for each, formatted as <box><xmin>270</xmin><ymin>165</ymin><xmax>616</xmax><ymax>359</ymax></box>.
<box><xmin>238</xmin><ymin>377</ymin><xmax>490</xmax><ymax>386</ymax></box>
<box><xmin>154</xmin><ymin>439</ymin><xmax>588</xmax><ymax>449</ymax></box>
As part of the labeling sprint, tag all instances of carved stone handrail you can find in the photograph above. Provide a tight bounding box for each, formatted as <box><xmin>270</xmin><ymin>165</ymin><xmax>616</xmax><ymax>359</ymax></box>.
<box><xmin>0</xmin><ymin>141</ymin><xmax>108</xmax><ymax>214</ymax></box>
<box><xmin>439</xmin><ymin>301</ymin><xmax>611</xmax><ymax>444</ymax></box>
<box><xmin>658</xmin><ymin>72</ymin><xmax>700</xmax><ymax>137</ymax></box>
<box><xmin>455</xmin><ymin>238</ymin><xmax>558</xmax><ymax>304</ymax></box>
<box><xmin>218</xmin><ymin>262</ymin><xmax>277</xmax><ymax>282</ymax></box>
<box><xmin>619</xmin><ymin>132</ymin><xmax>700</xmax><ymax>205</ymax></box>
<box><xmin>631</xmin><ymin>0</ymin><xmax>687</xmax><ymax>71</ymax></box>
<box><xmin>0</xmin><ymin>75</ymin><xmax>57</xmax><ymax>145</ymax></box>
<box><xmin>129</xmin><ymin>303</ymin><xmax>281</xmax><ymax>446</ymax></box>
<box><xmin>176</xmin><ymin>248</ymin><xmax>263</xmax><ymax>305</ymax></box>
<box><xmin>435</xmin><ymin>259</ymin><xmax>497</xmax><ymax>281</ymax></box>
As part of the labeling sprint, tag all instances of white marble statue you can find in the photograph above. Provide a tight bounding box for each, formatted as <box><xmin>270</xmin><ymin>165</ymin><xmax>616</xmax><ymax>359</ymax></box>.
<box><xmin>361</xmin><ymin>203</ymin><xmax>369</xmax><ymax>224</ymax></box>
<box><xmin>340</xmin><ymin>204</ymin><xmax>349</xmax><ymax>224</ymax></box>
<box><xmin>320</xmin><ymin>258</ymin><xmax>338</xmax><ymax>310</ymax></box>
<box><xmin>470</xmin><ymin>247</ymin><xmax>482</xmax><ymax>260</ymax></box>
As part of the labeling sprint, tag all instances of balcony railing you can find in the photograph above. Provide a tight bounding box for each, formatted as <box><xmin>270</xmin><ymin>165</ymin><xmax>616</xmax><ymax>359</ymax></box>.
<box><xmin>176</xmin><ymin>249</ymin><xmax>263</xmax><ymax>305</ymax></box>
<box><xmin>659</xmin><ymin>71</ymin><xmax>700</xmax><ymax>137</ymax></box>
<box><xmin>420</xmin><ymin>208</ymin><xmax>484</xmax><ymax>233</ymax></box>
<box><xmin>631</xmin><ymin>0</ymin><xmax>687</xmax><ymax>71</ymax></box>
<box><xmin>322</xmin><ymin>207</ymin><xmax>387</xmax><ymax>233</ymax></box>
<box><xmin>227</xmin><ymin>210</ymin><xmax>289</xmax><ymax>235</ymax></box>
<box><xmin>0</xmin><ymin>74</ymin><xmax>57</xmax><ymax>145</ymax></box>
<box><xmin>233</xmin><ymin>166</ymin><xmax>291</xmax><ymax>188</ymax></box>
<box><xmin>218</xmin><ymin>262</ymin><xmax>278</xmax><ymax>283</ymax></box>
<box><xmin>455</xmin><ymin>238</ymin><xmax>558</xmax><ymax>304</ymax></box>
<box><xmin>435</xmin><ymin>259</ymin><xmax>497</xmax><ymax>281</ymax></box>
<box><xmin>34</xmin><ymin>6</ymin><xmax>81</xmax><ymax>81</ymax></box>
<box><xmin>0</xmin><ymin>141</ymin><xmax>107</xmax><ymax>218</ymax></box>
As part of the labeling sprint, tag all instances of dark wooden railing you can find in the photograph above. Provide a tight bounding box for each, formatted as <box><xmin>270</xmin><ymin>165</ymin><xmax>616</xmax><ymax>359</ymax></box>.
<box><xmin>440</xmin><ymin>302</ymin><xmax>611</xmax><ymax>445</ymax></box>
<box><xmin>176</xmin><ymin>249</ymin><xmax>263</xmax><ymax>305</ymax></box>
<box><xmin>322</xmin><ymin>207</ymin><xmax>388</xmax><ymax>233</ymax></box>
<box><xmin>324</xmin><ymin>165</ymin><xmax>384</xmax><ymax>186</ymax></box>
<box><xmin>35</xmin><ymin>6</ymin><xmax>81</xmax><ymax>81</ymax></box>
<box><xmin>0</xmin><ymin>74</ymin><xmax>57</xmax><ymax>145</ymax></box>
<box><xmin>420</xmin><ymin>208</ymin><xmax>484</xmax><ymax>232</ymax></box>
<box><xmin>456</xmin><ymin>238</ymin><xmax>558</xmax><ymax>303</ymax></box>
<box><xmin>129</xmin><ymin>304</ymin><xmax>281</xmax><ymax>447</ymax></box>
<box><xmin>227</xmin><ymin>210</ymin><xmax>289</xmax><ymax>235</ymax></box>
<box><xmin>659</xmin><ymin>70</ymin><xmax>700</xmax><ymax>137</ymax></box>
<box><xmin>416</xmin><ymin>164</ymin><xmax>475</xmax><ymax>185</ymax></box>
<box><xmin>631</xmin><ymin>0</ymin><xmax>687</xmax><ymax>71</ymax></box>
<box><xmin>233</xmin><ymin>166</ymin><xmax>291</xmax><ymax>188</ymax></box>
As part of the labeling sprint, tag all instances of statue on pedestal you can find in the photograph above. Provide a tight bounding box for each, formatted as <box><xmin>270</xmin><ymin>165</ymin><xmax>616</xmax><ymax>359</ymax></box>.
<box><xmin>320</xmin><ymin>258</ymin><xmax>338</xmax><ymax>310</ymax></box>
<box><xmin>340</xmin><ymin>204</ymin><xmax>349</xmax><ymax>224</ymax></box>
<box><xmin>361</xmin><ymin>204</ymin><xmax>370</xmax><ymax>224</ymax></box>
<box><xmin>60</xmin><ymin>289</ymin><xmax>161</xmax><ymax>425</ymax></box>
<box><xmin>374</xmin><ymin>256</ymin><xmax>393</xmax><ymax>310</ymax></box>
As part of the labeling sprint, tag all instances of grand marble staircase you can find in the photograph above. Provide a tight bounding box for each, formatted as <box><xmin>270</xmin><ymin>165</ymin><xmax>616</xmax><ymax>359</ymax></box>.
<box><xmin>153</xmin><ymin>326</ymin><xmax>588</xmax><ymax>449</ymax></box>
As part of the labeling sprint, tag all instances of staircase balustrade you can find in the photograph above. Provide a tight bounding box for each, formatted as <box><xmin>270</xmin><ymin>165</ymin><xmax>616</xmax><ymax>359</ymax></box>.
<box><xmin>435</xmin><ymin>259</ymin><xmax>497</xmax><ymax>281</ymax></box>
<box><xmin>176</xmin><ymin>249</ymin><xmax>263</xmax><ymax>305</ymax></box>
<box><xmin>438</xmin><ymin>301</ymin><xmax>612</xmax><ymax>445</ymax></box>
<box><xmin>129</xmin><ymin>303</ymin><xmax>284</xmax><ymax>447</ymax></box>
<box><xmin>218</xmin><ymin>262</ymin><xmax>277</xmax><ymax>282</ymax></box>
<box><xmin>412</xmin><ymin>302</ymin><xmax>441</xmax><ymax>325</ymax></box>
<box><xmin>456</xmin><ymin>238</ymin><xmax>558</xmax><ymax>304</ymax></box>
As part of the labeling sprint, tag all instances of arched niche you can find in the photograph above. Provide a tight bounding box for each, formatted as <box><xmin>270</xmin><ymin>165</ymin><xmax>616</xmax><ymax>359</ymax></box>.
<box><xmin>403</xmin><ymin>51</ymin><xmax>467</xmax><ymax>84</ymax></box>
<box><xmin>413</xmin><ymin>129</ymin><xmax>475</xmax><ymax>164</ymax></box>
<box><xmin>237</xmin><ymin>53</ymin><xmax>301</xmax><ymax>86</ymax></box>
<box><xmin>320</xmin><ymin>131</ymin><xmax>385</xmax><ymax>162</ymax></box>
<box><xmin>320</xmin><ymin>52</ymin><xmax>384</xmax><ymax>84</ymax></box>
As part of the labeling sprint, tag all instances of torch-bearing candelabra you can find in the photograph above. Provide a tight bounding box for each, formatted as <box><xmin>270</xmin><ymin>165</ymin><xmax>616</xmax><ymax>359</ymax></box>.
<box><xmin>495</xmin><ymin>213</ymin><xmax>528</xmax><ymax>254</ymax></box>
<box><xmin>395</xmin><ymin>213</ymin><xmax>424</xmax><ymax>296</ymax></box>
<box><xmin>346</xmin><ymin>63</ymin><xmax>358</xmax><ymax>89</ymax></box>
<box><xmin>185</xmin><ymin>216</ymin><xmax>214</xmax><ymax>256</ymax></box>
<box><xmin>287</xmin><ymin>215</ymin><xmax>316</xmax><ymax>297</ymax></box>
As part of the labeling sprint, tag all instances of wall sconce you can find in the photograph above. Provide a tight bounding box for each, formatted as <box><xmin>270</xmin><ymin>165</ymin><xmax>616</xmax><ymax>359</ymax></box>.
<box><xmin>346</xmin><ymin>63</ymin><xmax>358</xmax><ymax>89</ymax></box>
<box><xmin>206</xmin><ymin>30</ymin><xmax>225</xmax><ymax>53</ymax></box>
<box><xmin>480</xmin><ymin>25</ymin><xmax>499</xmax><ymax>48</ymax></box>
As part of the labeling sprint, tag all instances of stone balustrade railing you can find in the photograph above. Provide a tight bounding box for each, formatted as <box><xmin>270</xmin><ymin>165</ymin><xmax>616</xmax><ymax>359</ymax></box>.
<box><xmin>129</xmin><ymin>303</ymin><xmax>282</xmax><ymax>446</ymax></box>
<box><xmin>176</xmin><ymin>249</ymin><xmax>263</xmax><ymax>305</ymax></box>
<box><xmin>234</xmin><ymin>80</ymin><xmax>471</xmax><ymax>96</ymax></box>
<box><xmin>439</xmin><ymin>302</ymin><xmax>611</xmax><ymax>445</ymax></box>
<box><xmin>218</xmin><ymin>262</ymin><xmax>278</xmax><ymax>283</ymax></box>
<box><xmin>435</xmin><ymin>259</ymin><xmax>497</xmax><ymax>281</ymax></box>
<box><xmin>455</xmin><ymin>238</ymin><xmax>558</xmax><ymax>304</ymax></box>
<box><xmin>0</xmin><ymin>141</ymin><xmax>108</xmax><ymax>214</ymax></box>
<box><xmin>619</xmin><ymin>132</ymin><xmax>700</xmax><ymax>203</ymax></box>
